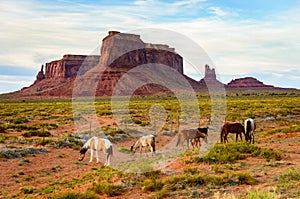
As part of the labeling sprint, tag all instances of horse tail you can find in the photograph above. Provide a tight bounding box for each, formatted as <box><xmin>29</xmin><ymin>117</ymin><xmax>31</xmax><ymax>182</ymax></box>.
<box><xmin>109</xmin><ymin>144</ymin><xmax>113</xmax><ymax>156</ymax></box>
<box><xmin>246</xmin><ymin>120</ymin><xmax>251</xmax><ymax>141</ymax></box>
<box><xmin>152</xmin><ymin>136</ymin><xmax>156</xmax><ymax>152</ymax></box>
<box><xmin>176</xmin><ymin>132</ymin><xmax>181</xmax><ymax>147</ymax></box>
<box><xmin>220</xmin><ymin>127</ymin><xmax>224</xmax><ymax>143</ymax></box>
<box><xmin>246</xmin><ymin>120</ymin><xmax>251</xmax><ymax>134</ymax></box>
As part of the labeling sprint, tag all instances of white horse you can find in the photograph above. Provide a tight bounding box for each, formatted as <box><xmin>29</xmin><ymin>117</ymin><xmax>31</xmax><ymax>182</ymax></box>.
<box><xmin>244</xmin><ymin>118</ymin><xmax>256</xmax><ymax>144</ymax></box>
<box><xmin>78</xmin><ymin>136</ymin><xmax>113</xmax><ymax>166</ymax></box>
<box><xmin>130</xmin><ymin>134</ymin><xmax>155</xmax><ymax>156</ymax></box>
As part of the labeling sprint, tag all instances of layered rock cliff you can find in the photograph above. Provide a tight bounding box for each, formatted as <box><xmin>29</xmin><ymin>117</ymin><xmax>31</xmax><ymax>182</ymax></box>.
<box><xmin>35</xmin><ymin>54</ymin><xmax>100</xmax><ymax>81</ymax></box>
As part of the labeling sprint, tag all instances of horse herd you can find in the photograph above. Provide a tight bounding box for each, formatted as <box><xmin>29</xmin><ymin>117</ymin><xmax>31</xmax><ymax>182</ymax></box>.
<box><xmin>78</xmin><ymin>118</ymin><xmax>256</xmax><ymax>166</ymax></box>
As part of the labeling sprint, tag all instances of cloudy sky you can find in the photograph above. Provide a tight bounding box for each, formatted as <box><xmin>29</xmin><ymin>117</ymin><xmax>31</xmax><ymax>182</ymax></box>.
<box><xmin>1</xmin><ymin>0</ymin><xmax>299</xmax><ymax>94</ymax></box>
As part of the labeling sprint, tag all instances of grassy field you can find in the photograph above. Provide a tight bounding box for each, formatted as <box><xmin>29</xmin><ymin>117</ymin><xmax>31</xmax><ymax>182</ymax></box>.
<box><xmin>0</xmin><ymin>90</ymin><xmax>300</xmax><ymax>198</ymax></box>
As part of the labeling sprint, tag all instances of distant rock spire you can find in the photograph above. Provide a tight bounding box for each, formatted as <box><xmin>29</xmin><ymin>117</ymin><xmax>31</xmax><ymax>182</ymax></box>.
<box><xmin>204</xmin><ymin>64</ymin><xmax>216</xmax><ymax>80</ymax></box>
<box><xmin>35</xmin><ymin>64</ymin><xmax>45</xmax><ymax>82</ymax></box>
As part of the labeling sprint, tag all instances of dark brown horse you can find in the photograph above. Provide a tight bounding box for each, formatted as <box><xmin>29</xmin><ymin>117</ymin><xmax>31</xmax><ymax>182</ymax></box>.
<box><xmin>220</xmin><ymin>122</ymin><xmax>245</xmax><ymax>143</ymax></box>
<box><xmin>191</xmin><ymin>127</ymin><xmax>208</xmax><ymax>148</ymax></box>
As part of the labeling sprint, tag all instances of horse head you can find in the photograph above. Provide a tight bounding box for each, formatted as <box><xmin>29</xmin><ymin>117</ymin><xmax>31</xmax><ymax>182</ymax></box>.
<box><xmin>78</xmin><ymin>147</ymin><xmax>88</xmax><ymax>161</ymax></box>
<box><xmin>130</xmin><ymin>145</ymin><xmax>135</xmax><ymax>153</ymax></box>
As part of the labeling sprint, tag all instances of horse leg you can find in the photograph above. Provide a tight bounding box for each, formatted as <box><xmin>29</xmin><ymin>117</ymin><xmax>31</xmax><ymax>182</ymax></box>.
<box><xmin>96</xmin><ymin>150</ymin><xmax>100</xmax><ymax>163</ymax></box>
<box><xmin>239</xmin><ymin>132</ymin><xmax>243</xmax><ymax>142</ymax></box>
<box><xmin>140</xmin><ymin>147</ymin><xmax>143</xmax><ymax>158</ymax></box>
<box><xmin>224</xmin><ymin>134</ymin><xmax>228</xmax><ymax>143</ymax></box>
<box><xmin>104</xmin><ymin>153</ymin><xmax>109</xmax><ymax>166</ymax></box>
<box><xmin>89</xmin><ymin>150</ymin><xmax>93</xmax><ymax>163</ymax></box>
<box><xmin>107</xmin><ymin>154</ymin><xmax>111</xmax><ymax>166</ymax></box>
<box><xmin>150</xmin><ymin>144</ymin><xmax>155</xmax><ymax>156</ymax></box>
<box><xmin>186</xmin><ymin>138</ymin><xmax>190</xmax><ymax>149</ymax></box>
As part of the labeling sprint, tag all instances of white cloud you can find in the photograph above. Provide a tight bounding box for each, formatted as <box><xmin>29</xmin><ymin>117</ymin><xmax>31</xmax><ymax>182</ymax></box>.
<box><xmin>208</xmin><ymin>6</ymin><xmax>228</xmax><ymax>17</ymax></box>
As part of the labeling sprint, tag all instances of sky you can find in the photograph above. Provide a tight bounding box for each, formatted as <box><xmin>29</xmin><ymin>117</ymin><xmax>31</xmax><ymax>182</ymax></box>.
<box><xmin>0</xmin><ymin>0</ymin><xmax>299</xmax><ymax>94</ymax></box>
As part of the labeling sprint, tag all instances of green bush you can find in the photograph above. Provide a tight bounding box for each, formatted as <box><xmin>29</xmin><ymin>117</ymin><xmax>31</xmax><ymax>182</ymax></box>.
<box><xmin>245</xmin><ymin>187</ymin><xmax>281</xmax><ymax>199</ymax></box>
<box><xmin>0</xmin><ymin>125</ymin><xmax>5</xmax><ymax>133</ymax></box>
<box><xmin>12</xmin><ymin>116</ymin><xmax>29</xmax><ymax>124</ymax></box>
<box><xmin>21</xmin><ymin>130</ymin><xmax>51</xmax><ymax>137</ymax></box>
<box><xmin>48</xmin><ymin>191</ymin><xmax>98</xmax><ymax>199</ymax></box>
<box><xmin>91</xmin><ymin>182</ymin><xmax>124</xmax><ymax>197</ymax></box>
<box><xmin>276</xmin><ymin>167</ymin><xmax>300</xmax><ymax>183</ymax></box>
<box><xmin>142</xmin><ymin>179</ymin><xmax>164</xmax><ymax>192</ymax></box>
<box><xmin>20</xmin><ymin>187</ymin><xmax>34</xmax><ymax>194</ymax></box>
<box><xmin>195</xmin><ymin>143</ymin><xmax>282</xmax><ymax>164</ymax></box>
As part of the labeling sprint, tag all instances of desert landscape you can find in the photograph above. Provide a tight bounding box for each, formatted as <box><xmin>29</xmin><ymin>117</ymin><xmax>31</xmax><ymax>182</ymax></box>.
<box><xmin>0</xmin><ymin>31</ymin><xmax>300</xmax><ymax>199</ymax></box>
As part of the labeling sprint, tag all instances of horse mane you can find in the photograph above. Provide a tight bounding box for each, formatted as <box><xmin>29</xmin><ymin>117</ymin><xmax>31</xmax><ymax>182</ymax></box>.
<box><xmin>79</xmin><ymin>147</ymin><xmax>88</xmax><ymax>154</ymax></box>
<box><xmin>82</xmin><ymin>137</ymin><xmax>92</xmax><ymax>149</ymax></box>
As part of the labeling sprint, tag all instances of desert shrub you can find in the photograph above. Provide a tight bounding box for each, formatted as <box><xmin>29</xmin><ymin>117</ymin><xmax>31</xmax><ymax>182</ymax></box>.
<box><xmin>142</xmin><ymin>179</ymin><xmax>164</xmax><ymax>192</ymax></box>
<box><xmin>162</xmin><ymin>171</ymin><xmax>255</xmax><ymax>192</ymax></box>
<box><xmin>245</xmin><ymin>187</ymin><xmax>281</xmax><ymax>199</ymax></box>
<box><xmin>48</xmin><ymin>191</ymin><xmax>98</xmax><ymax>199</ymax></box>
<box><xmin>20</xmin><ymin>187</ymin><xmax>35</xmax><ymax>194</ymax></box>
<box><xmin>35</xmin><ymin>138</ymin><xmax>54</xmax><ymax>146</ymax></box>
<box><xmin>196</xmin><ymin>143</ymin><xmax>246</xmax><ymax>164</ymax></box>
<box><xmin>151</xmin><ymin>187</ymin><xmax>170</xmax><ymax>199</ymax></box>
<box><xmin>12</xmin><ymin>116</ymin><xmax>29</xmax><ymax>124</ymax></box>
<box><xmin>276</xmin><ymin>167</ymin><xmax>300</xmax><ymax>184</ymax></box>
<box><xmin>91</xmin><ymin>182</ymin><xmax>124</xmax><ymax>197</ymax></box>
<box><xmin>234</xmin><ymin>172</ymin><xmax>256</xmax><ymax>185</ymax></box>
<box><xmin>195</xmin><ymin>143</ymin><xmax>282</xmax><ymax>164</ymax></box>
<box><xmin>0</xmin><ymin>125</ymin><xmax>5</xmax><ymax>133</ymax></box>
<box><xmin>0</xmin><ymin>133</ymin><xmax>8</xmax><ymax>143</ymax></box>
<box><xmin>183</xmin><ymin>167</ymin><xmax>198</xmax><ymax>175</ymax></box>
<box><xmin>118</xmin><ymin>147</ymin><xmax>131</xmax><ymax>154</ymax></box>
<box><xmin>6</xmin><ymin>123</ymin><xmax>28</xmax><ymax>131</ymax></box>
<box><xmin>143</xmin><ymin>170</ymin><xmax>162</xmax><ymax>179</ymax></box>
<box><xmin>21</xmin><ymin>130</ymin><xmax>51</xmax><ymax>138</ymax></box>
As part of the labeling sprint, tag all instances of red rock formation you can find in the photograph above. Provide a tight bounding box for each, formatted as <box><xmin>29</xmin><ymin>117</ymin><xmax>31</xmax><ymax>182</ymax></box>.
<box><xmin>44</xmin><ymin>55</ymin><xmax>100</xmax><ymax>79</ymax></box>
<box><xmin>34</xmin><ymin>65</ymin><xmax>44</xmax><ymax>83</ymax></box>
<box><xmin>226</xmin><ymin>77</ymin><xmax>275</xmax><ymax>89</ymax></box>
<box><xmin>17</xmin><ymin>31</ymin><xmax>186</xmax><ymax>97</ymax></box>
<box><xmin>198</xmin><ymin>64</ymin><xmax>224</xmax><ymax>89</ymax></box>
<box><xmin>6</xmin><ymin>30</ymin><xmax>292</xmax><ymax>99</ymax></box>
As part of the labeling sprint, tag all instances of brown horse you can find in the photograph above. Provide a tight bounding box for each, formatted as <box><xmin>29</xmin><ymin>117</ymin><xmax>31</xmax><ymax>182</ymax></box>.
<box><xmin>191</xmin><ymin>128</ymin><xmax>208</xmax><ymax>148</ymax></box>
<box><xmin>177</xmin><ymin>127</ymin><xmax>208</xmax><ymax>149</ymax></box>
<box><xmin>220</xmin><ymin>122</ymin><xmax>245</xmax><ymax>143</ymax></box>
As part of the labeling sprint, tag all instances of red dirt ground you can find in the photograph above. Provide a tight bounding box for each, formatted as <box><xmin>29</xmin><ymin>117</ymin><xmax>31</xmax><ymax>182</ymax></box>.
<box><xmin>1</xmin><ymin>120</ymin><xmax>300</xmax><ymax>198</ymax></box>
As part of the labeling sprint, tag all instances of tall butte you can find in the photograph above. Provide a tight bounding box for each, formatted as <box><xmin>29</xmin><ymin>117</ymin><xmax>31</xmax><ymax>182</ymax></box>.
<box><xmin>16</xmin><ymin>31</ymin><xmax>191</xmax><ymax>98</ymax></box>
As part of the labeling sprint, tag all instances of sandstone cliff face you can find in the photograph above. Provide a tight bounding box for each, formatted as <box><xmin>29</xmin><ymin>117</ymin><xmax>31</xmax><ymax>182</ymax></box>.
<box><xmin>100</xmin><ymin>31</ymin><xmax>183</xmax><ymax>74</ymax></box>
<box><xmin>35</xmin><ymin>55</ymin><xmax>100</xmax><ymax>81</ymax></box>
